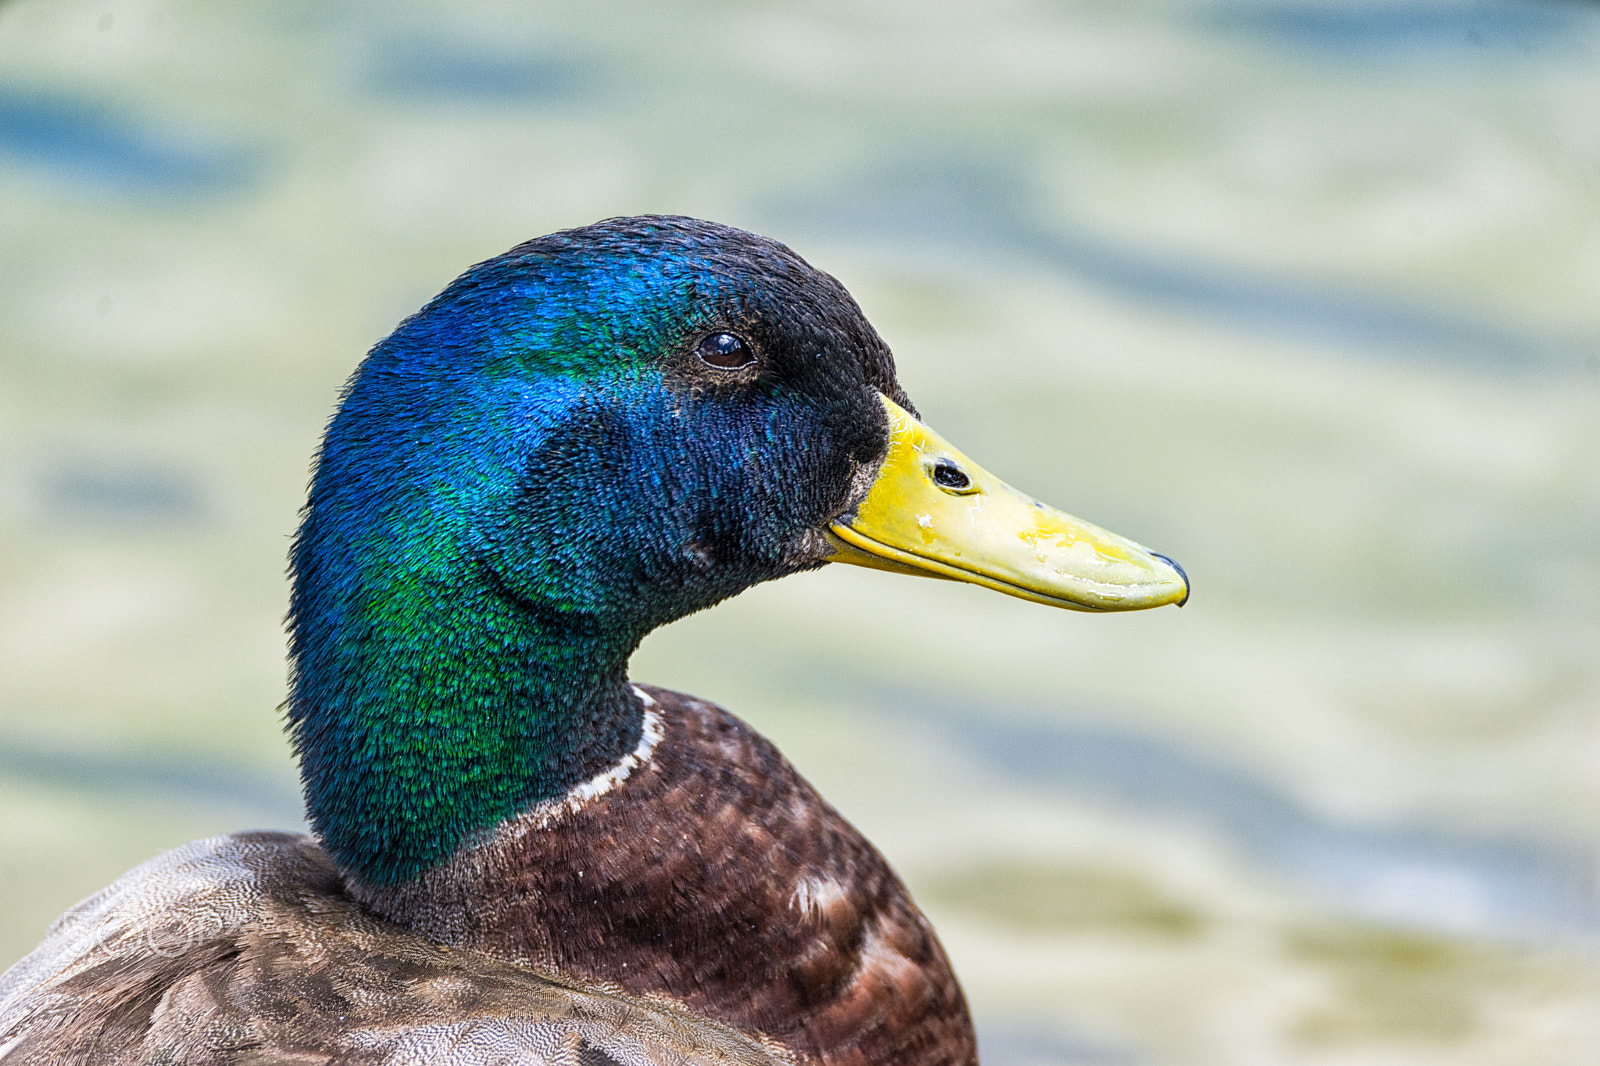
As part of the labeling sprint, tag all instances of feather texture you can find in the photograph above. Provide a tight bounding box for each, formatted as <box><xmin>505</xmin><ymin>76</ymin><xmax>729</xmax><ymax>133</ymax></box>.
<box><xmin>0</xmin><ymin>833</ymin><xmax>788</xmax><ymax>1065</ymax></box>
<box><xmin>350</xmin><ymin>686</ymin><xmax>976</xmax><ymax>1066</ymax></box>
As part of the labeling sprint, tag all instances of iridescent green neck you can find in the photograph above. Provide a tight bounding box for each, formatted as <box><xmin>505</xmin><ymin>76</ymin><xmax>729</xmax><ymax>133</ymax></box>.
<box><xmin>282</xmin><ymin>331</ymin><xmax>666</xmax><ymax>884</ymax></box>
<box><xmin>289</xmin><ymin>516</ymin><xmax>648</xmax><ymax>884</ymax></box>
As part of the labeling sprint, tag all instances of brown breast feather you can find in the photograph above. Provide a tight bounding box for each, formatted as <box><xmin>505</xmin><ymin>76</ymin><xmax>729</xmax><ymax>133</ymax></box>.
<box><xmin>352</xmin><ymin>686</ymin><xmax>979</xmax><ymax>1066</ymax></box>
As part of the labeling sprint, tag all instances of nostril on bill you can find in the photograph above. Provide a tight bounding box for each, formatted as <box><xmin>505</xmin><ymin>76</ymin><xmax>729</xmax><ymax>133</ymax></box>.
<box><xmin>930</xmin><ymin>460</ymin><xmax>970</xmax><ymax>491</ymax></box>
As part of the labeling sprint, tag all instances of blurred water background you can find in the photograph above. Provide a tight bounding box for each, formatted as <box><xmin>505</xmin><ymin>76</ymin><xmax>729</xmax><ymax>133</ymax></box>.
<box><xmin>2</xmin><ymin>1</ymin><xmax>1599</xmax><ymax>1063</ymax></box>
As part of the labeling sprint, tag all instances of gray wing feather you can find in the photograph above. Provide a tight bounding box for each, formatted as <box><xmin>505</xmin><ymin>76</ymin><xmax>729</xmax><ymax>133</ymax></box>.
<box><xmin>0</xmin><ymin>833</ymin><xmax>788</xmax><ymax>1066</ymax></box>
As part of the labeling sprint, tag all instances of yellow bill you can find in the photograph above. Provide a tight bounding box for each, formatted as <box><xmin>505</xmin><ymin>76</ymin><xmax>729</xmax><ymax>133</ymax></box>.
<box><xmin>827</xmin><ymin>396</ymin><xmax>1189</xmax><ymax>612</ymax></box>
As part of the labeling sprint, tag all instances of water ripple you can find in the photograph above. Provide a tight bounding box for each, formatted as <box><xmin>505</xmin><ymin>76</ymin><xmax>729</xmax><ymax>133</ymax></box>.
<box><xmin>0</xmin><ymin>86</ymin><xmax>265</xmax><ymax>199</ymax></box>
<box><xmin>894</xmin><ymin>693</ymin><xmax>1600</xmax><ymax>942</ymax></box>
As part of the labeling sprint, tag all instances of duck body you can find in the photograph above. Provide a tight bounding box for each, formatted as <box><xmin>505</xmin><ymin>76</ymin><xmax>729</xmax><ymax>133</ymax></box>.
<box><xmin>0</xmin><ymin>217</ymin><xmax>1187</xmax><ymax>1064</ymax></box>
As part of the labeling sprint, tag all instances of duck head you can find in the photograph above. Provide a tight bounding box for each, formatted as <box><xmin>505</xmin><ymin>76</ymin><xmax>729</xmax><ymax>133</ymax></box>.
<box><xmin>288</xmin><ymin>216</ymin><xmax>1186</xmax><ymax>885</ymax></box>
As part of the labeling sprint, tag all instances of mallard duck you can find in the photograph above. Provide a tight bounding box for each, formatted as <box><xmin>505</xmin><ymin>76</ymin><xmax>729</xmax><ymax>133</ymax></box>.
<box><xmin>0</xmin><ymin>216</ymin><xmax>1187</xmax><ymax>1065</ymax></box>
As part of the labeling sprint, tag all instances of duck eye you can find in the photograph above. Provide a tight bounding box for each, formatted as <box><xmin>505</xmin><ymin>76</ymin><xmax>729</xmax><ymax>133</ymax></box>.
<box><xmin>697</xmin><ymin>332</ymin><xmax>754</xmax><ymax>370</ymax></box>
<box><xmin>930</xmin><ymin>460</ymin><xmax>971</xmax><ymax>491</ymax></box>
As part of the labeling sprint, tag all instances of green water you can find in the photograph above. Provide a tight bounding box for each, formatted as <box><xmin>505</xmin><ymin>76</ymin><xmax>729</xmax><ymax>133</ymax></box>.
<box><xmin>2</xmin><ymin>2</ymin><xmax>1599</xmax><ymax>1062</ymax></box>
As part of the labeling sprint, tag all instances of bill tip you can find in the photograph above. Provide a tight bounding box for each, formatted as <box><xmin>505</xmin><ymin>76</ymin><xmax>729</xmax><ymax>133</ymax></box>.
<box><xmin>1151</xmin><ymin>552</ymin><xmax>1190</xmax><ymax>607</ymax></box>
